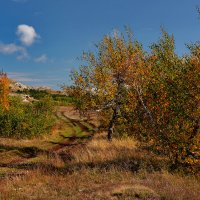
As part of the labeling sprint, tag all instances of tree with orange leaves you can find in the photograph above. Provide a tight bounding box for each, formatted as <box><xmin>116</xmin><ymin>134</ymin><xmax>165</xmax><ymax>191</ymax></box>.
<box><xmin>69</xmin><ymin>29</ymin><xmax>152</xmax><ymax>140</ymax></box>
<box><xmin>0</xmin><ymin>71</ymin><xmax>10</xmax><ymax>111</ymax></box>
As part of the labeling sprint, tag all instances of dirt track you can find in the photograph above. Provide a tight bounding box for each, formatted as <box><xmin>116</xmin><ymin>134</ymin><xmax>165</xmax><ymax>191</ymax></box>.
<box><xmin>0</xmin><ymin>106</ymin><xmax>97</xmax><ymax>178</ymax></box>
<box><xmin>51</xmin><ymin>106</ymin><xmax>97</xmax><ymax>151</ymax></box>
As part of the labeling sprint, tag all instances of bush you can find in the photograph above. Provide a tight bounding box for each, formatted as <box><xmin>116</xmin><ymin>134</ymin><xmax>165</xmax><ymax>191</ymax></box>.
<box><xmin>0</xmin><ymin>96</ymin><xmax>55</xmax><ymax>138</ymax></box>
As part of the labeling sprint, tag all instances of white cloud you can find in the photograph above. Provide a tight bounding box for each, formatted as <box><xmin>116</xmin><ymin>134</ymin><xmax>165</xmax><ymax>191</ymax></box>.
<box><xmin>0</xmin><ymin>43</ymin><xmax>28</xmax><ymax>60</ymax></box>
<box><xmin>35</xmin><ymin>54</ymin><xmax>48</xmax><ymax>63</ymax></box>
<box><xmin>17</xmin><ymin>24</ymin><xmax>39</xmax><ymax>46</ymax></box>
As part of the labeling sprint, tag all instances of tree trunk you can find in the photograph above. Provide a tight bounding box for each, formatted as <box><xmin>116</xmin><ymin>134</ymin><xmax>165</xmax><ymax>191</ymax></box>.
<box><xmin>136</xmin><ymin>88</ymin><xmax>155</xmax><ymax>127</ymax></box>
<box><xmin>107</xmin><ymin>126</ymin><xmax>113</xmax><ymax>141</ymax></box>
<box><xmin>107</xmin><ymin>73</ymin><xmax>124</xmax><ymax>141</ymax></box>
<box><xmin>107</xmin><ymin>106</ymin><xmax>119</xmax><ymax>141</ymax></box>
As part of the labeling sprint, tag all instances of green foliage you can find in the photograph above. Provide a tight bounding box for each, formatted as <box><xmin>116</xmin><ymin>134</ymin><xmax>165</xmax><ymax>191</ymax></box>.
<box><xmin>51</xmin><ymin>94</ymin><xmax>74</xmax><ymax>105</ymax></box>
<box><xmin>0</xmin><ymin>96</ymin><xmax>55</xmax><ymax>138</ymax></box>
<box><xmin>17</xmin><ymin>89</ymin><xmax>74</xmax><ymax>105</ymax></box>
<box><xmin>138</xmin><ymin>30</ymin><xmax>199</xmax><ymax>172</ymax></box>
<box><xmin>22</xmin><ymin>89</ymin><xmax>49</xmax><ymax>99</ymax></box>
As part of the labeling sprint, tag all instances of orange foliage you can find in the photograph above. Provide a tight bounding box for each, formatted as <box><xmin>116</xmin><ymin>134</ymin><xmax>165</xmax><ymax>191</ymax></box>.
<box><xmin>0</xmin><ymin>72</ymin><xmax>10</xmax><ymax>111</ymax></box>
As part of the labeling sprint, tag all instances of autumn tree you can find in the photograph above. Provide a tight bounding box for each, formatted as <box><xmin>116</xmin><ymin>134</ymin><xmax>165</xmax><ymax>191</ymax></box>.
<box><xmin>142</xmin><ymin>30</ymin><xmax>200</xmax><ymax>170</ymax></box>
<box><xmin>69</xmin><ymin>30</ymin><xmax>152</xmax><ymax>140</ymax></box>
<box><xmin>0</xmin><ymin>71</ymin><xmax>10</xmax><ymax>111</ymax></box>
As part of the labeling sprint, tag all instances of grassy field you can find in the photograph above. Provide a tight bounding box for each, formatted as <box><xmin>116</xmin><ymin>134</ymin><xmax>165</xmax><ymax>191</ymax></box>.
<box><xmin>0</xmin><ymin>106</ymin><xmax>199</xmax><ymax>200</ymax></box>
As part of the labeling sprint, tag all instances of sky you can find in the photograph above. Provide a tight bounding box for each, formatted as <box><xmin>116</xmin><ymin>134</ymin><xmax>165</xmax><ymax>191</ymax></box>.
<box><xmin>0</xmin><ymin>0</ymin><xmax>200</xmax><ymax>89</ymax></box>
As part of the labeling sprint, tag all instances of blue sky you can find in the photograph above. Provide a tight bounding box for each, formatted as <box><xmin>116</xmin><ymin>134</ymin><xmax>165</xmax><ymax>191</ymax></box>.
<box><xmin>0</xmin><ymin>0</ymin><xmax>200</xmax><ymax>89</ymax></box>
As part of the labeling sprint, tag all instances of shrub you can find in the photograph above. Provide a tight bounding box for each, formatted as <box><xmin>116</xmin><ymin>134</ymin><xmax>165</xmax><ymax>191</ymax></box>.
<box><xmin>0</xmin><ymin>96</ymin><xmax>55</xmax><ymax>138</ymax></box>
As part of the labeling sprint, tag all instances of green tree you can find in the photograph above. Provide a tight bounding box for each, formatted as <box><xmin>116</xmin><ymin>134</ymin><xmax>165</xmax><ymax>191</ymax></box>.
<box><xmin>144</xmin><ymin>30</ymin><xmax>200</xmax><ymax>170</ymax></box>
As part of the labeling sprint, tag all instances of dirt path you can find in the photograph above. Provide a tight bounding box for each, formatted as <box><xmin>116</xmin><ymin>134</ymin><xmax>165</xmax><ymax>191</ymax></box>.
<box><xmin>0</xmin><ymin>106</ymin><xmax>97</xmax><ymax>178</ymax></box>
<box><xmin>49</xmin><ymin>106</ymin><xmax>97</xmax><ymax>152</ymax></box>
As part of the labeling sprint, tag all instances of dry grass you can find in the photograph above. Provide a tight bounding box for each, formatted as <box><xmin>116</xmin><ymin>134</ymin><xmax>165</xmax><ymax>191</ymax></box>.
<box><xmin>0</xmin><ymin>166</ymin><xmax>199</xmax><ymax>199</ymax></box>
<box><xmin>0</xmin><ymin>132</ymin><xmax>200</xmax><ymax>200</ymax></box>
<box><xmin>112</xmin><ymin>184</ymin><xmax>160</xmax><ymax>200</ymax></box>
<box><xmin>69</xmin><ymin>132</ymin><xmax>168</xmax><ymax>174</ymax></box>
<box><xmin>73</xmin><ymin>133</ymin><xmax>138</xmax><ymax>162</ymax></box>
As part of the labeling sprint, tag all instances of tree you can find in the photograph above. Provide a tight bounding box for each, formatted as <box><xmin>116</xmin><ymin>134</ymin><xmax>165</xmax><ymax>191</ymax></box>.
<box><xmin>0</xmin><ymin>71</ymin><xmax>10</xmax><ymax>111</ymax></box>
<box><xmin>69</xmin><ymin>30</ymin><xmax>152</xmax><ymax>140</ymax></box>
<box><xmin>143</xmin><ymin>30</ymin><xmax>200</xmax><ymax>170</ymax></box>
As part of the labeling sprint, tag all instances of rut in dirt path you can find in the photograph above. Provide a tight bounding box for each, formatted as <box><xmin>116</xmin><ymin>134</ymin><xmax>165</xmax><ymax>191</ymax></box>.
<box><xmin>49</xmin><ymin>106</ymin><xmax>97</xmax><ymax>152</ymax></box>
